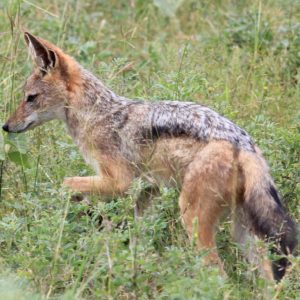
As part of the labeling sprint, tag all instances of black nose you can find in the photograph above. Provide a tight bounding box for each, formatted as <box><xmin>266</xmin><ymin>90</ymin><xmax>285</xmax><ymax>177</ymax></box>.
<box><xmin>2</xmin><ymin>124</ymin><xmax>9</xmax><ymax>132</ymax></box>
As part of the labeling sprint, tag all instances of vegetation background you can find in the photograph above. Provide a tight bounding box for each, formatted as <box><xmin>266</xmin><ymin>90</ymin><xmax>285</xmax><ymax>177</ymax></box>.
<box><xmin>0</xmin><ymin>0</ymin><xmax>299</xmax><ymax>299</ymax></box>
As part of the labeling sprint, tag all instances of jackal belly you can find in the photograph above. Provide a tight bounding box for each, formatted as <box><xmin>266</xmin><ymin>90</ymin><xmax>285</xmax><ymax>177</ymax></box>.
<box><xmin>139</xmin><ymin>137</ymin><xmax>207</xmax><ymax>187</ymax></box>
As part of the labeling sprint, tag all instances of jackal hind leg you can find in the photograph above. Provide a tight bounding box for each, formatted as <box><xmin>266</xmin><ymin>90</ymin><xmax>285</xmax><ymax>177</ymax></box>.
<box><xmin>179</xmin><ymin>142</ymin><xmax>235</xmax><ymax>271</ymax></box>
<box><xmin>179</xmin><ymin>189</ymin><xmax>225</xmax><ymax>268</ymax></box>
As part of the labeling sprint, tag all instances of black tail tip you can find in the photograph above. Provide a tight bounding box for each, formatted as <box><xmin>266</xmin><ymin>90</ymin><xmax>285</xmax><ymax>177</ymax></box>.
<box><xmin>272</xmin><ymin>224</ymin><xmax>298</xmax><ymax>281</ymax></box>
<box><xmin>272</xmin><ymin>257</ymin><xmax>289</xmax><ymax>281</ymax></box>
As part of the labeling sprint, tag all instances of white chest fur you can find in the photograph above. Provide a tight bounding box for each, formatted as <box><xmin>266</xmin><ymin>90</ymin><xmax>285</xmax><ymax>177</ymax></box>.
<box><xmin>81</xmin><ymin>147</ymin><xmax>101</xmax><ymax>175</ymax></box>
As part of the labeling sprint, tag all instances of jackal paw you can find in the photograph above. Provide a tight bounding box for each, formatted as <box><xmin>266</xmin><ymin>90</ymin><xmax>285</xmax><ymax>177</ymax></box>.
<box><xmin>70</xmin><ymin>193</ymin><xmax>84</xmax><ymax>202</ymax></box>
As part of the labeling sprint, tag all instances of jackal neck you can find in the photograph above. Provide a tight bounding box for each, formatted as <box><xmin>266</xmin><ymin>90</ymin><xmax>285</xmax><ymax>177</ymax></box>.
<box><xmin>77</xmin><ymin>66</ymin><xmax>126</xmax><ymax>110</ymax></box>
<box><xmin>64</xmin><ymin>65</ymin><xmax>128</xmax><ymax>142</ymax></box>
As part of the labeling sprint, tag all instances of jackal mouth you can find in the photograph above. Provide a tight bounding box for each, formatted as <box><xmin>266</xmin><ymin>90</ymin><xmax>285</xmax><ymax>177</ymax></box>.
<box><xmin>14</xmin><ymin>121</ymin><xmax>35</xmax><ymax>133</ymax></box>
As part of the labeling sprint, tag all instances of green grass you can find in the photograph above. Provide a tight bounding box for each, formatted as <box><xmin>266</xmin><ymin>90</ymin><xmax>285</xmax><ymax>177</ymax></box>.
<box><xmin>0</xmin><ymin>0</ymin><xmax>300</xmax><ymax>299</ymax></box>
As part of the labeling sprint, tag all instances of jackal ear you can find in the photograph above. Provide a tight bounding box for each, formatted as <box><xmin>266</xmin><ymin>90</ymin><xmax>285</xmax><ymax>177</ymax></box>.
<box><xmin>24</xmin><ymin>32</ymin><xmax>58</xmax><ymax>74</ymax></box>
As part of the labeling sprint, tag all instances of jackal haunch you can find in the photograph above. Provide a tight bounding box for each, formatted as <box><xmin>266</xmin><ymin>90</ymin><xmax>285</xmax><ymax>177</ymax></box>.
<box><xmin>3</xmin><ymin>32</ymin><xmax>297</xmax><ymax>281</ymax></box>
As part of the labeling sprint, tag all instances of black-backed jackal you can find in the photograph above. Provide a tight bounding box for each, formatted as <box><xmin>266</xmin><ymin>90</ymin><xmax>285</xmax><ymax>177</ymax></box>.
<box><xmin>3</xmin><ymin>32</ymin><xmax>297</xmax><ymax>281</ymax></box>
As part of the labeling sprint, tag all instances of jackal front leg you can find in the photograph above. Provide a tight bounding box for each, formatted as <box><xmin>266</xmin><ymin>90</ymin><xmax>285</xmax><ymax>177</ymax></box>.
<box><xmin>63</xmin><ymin>158</ymin><xmax>133</xmax><ymax>196</ymax></box>
<box><xmin>63</xmin><ymin>175</ymin><xmax>131</xmax><ymax>195</ymax></box>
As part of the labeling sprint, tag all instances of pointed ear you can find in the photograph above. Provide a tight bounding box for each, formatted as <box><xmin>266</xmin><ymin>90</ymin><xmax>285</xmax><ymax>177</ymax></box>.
<box><xmin>24</xmin><ymin>32</ymin><xmax>58</xmax><ymax>73</ymax></box>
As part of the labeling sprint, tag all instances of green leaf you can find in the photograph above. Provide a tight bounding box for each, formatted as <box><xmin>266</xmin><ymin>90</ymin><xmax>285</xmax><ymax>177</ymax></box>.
<box><xmin>8</xmin><ymin>133</ymin><xmax>29</xmax><ymax>154</ymax></box>
<box><xmin>8</xmin><ymin>151</ymin><xmax>31</xmax><ymax>169</ymax></box>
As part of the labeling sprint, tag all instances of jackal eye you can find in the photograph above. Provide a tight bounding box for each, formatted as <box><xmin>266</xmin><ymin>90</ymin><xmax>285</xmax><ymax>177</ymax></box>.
<box><xmin>26</xmin><ymin>94</ymin><xmax>38</xmax><ymax>102</ymax></box>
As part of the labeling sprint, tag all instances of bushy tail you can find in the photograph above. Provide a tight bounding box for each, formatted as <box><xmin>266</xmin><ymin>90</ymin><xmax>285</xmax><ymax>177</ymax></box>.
<box><xmin>241</xmin><ymin>152</ymin><xmax>297</xmax><ymax>281</ymax></box>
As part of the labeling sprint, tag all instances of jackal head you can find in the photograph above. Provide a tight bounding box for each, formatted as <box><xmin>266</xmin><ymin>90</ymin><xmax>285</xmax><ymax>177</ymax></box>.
<box><xmin>3</xmin><ymin>32</ymin><xmax>78</xmax><ymax>133</ymax></box>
